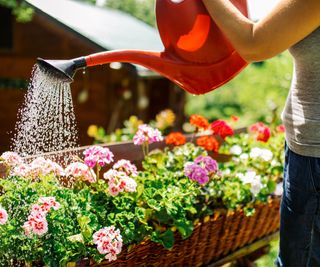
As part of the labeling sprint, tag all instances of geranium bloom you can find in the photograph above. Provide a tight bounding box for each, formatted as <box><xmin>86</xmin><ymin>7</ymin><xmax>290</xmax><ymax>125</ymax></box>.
<box><xmin>113</xmin><ymin>160</ymin><xmax>138</xmax><ymax>177</ymax></box>
<box><xmin>0</xmin><ymin>151</ymin><xmax>23</xmax><ymax>167</ymax></box>
<box><xmin>83</xmin><ymin>146</ymin><xmax>114</xmax><ymax>168</ymax></box>
<box><xmin>0</xmin><ymin>208</ymin><xmax>8</xmax><ymax>225</ymax></box>
<box><xmin>11</xmin><ymin>163</ymin><xmax>30</xmax><ymax>177</ymax></box>
<box><xmin>249</xmin><ymin>122</ymin><xmax>271</xmax><ymax>143</ymax></box>
<box><xmin>249</xmin><ymin>147</ymin><xmax>273</xmax><ymax>161</ymax></box>
<box><xmin>133</xmin><ymin>124</ymin><xmax>163</xmax><ymax>145</ymax></box>
<box><xmin>93</xmin><ymin>226</ymin><xmax>123</xmax><ymax>262</ymax></box>
<box><xmin>229</xmin><ymin>145</ymin><xmax>242</xmax><ymax>155</ymax></box>
<box><xmin>210</xmin><ymin>120</ymin><xmax>234</xmax><ymax>139</ymax></box>
<box><xmin>65</xmin><ymin>162</ymin><xmax>96</xmax><ymax>183</ymax></box>
<box><xmin>184</xmin><ymin>162</ymin><xmax>209</xmax><ymax>185</ymax></box>
<box><xmin>237</xmin><ymin>171</ymin><xmax>263</xmax><ymax>196</ymax></box>
<box><xmin>196</xmin><ymin>136</ymin><xmax>220</xmax><ymax>152</ymax></box>
<box><xmin>103</xmin><ymin>169</ymin><xmax>137</xmax><ymax>196</ymax></box>
<box><xmin>189</xmin><ymin>115</ymin><xmax>209</xmax><ymax>130</ymax></box>
<box><xmin>24</xmin><ymin>212</ymin><xmax>48</xmax><ymax>236</ymax></box>
<box><xmin>194</xmin><ymin>156</ymin><xmax>218</xmax><ymax>173</ymax></box>
<box><xmin>165</xmin><ymin>132</ymin><xmax>187</xmax><ymax>146</ymax></box>
<box><xmin>276</xmin><ymin>124</ymin><xmax>285</xmax><ymax>133</ymax></box>
<box><xmin>231</xmin><ymin>115</ymin><xmax>239</xmax><ymax>122</ymax></box>
<box><xmin>24</xmin><ymin>197</ymin><xmax>60</xmax><ymax>236</ymax></box>
<box><xmin>38</xmin><ymin>197</ymin><xmax>61</xmax><ymax>212</ymax></box>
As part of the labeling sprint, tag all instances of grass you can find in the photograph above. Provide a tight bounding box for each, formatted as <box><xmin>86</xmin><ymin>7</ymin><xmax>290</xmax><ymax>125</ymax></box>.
<box><xmin>255</xmin><ymin>239</ymin><xmax>279</xmax><ymax>266</ymax></box>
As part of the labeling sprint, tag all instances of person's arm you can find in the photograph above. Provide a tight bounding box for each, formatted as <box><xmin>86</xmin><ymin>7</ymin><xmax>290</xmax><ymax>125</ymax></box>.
<box><xmin>202</xmin><ymin>0</ymin><xmax>320</xmax><ymax>62</ymax></box>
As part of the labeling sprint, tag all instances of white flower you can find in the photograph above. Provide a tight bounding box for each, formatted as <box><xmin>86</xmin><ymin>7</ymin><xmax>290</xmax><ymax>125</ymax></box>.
<box><xmin>239</xmin><ymin>153</ymin><xmax>249</xmax><ymax>161</ymax></box>
<box><xmin>250</xmin><ymin>178</ymin><xmax>264</xmax><ymax>196</ymax></box>
<box><xmin>237</xmin><ymin>171</ymin><xmax>263</xmax><ymax>196</ymax></box>
<box><xmin>230</xmin><ymin>145</ymin><xmax>242</xmax><ymax>155</ymax></box>
<box><xmin>250</xmin><ymin>147</ymin><xmax>273</xmax><ymax>161</ymax></box>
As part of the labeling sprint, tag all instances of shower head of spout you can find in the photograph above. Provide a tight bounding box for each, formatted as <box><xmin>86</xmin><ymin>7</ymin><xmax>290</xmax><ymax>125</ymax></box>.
<box><xmin>37</xmin><ymin>57</ymin><xmax>87</xmax><ymax>83</ymax></box>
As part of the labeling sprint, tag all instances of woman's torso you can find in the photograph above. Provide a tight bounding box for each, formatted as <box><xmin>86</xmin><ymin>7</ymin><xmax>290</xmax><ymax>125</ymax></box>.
<box><xmin>282</xmin><ymin>27</ymin><xmax>320</xmax><ymax>157</ymax></box>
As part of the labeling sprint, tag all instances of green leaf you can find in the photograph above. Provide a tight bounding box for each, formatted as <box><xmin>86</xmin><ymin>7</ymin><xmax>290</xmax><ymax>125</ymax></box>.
<box><xmin>151</xmin><ymin>229</ymin><xmax>175</xmax><ymax>249</ymax></box>
<box><xmin>175</xmin><ymin>219</ymin><xmax>193</xmax><ymax>239</ymax></box>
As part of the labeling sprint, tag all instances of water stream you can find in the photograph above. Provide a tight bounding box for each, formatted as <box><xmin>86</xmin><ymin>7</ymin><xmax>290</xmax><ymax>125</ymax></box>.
<box><xmin>11</xmin><ymin>64</ymin><xmax>79</xmax><ymax>164</ymax></box>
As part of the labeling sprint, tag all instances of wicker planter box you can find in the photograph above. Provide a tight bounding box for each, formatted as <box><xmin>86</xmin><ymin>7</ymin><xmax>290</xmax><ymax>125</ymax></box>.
<box><xmin>74</xmin><ymin>196</ymin><xmax>280</xmax><ymax>267</ymax></box>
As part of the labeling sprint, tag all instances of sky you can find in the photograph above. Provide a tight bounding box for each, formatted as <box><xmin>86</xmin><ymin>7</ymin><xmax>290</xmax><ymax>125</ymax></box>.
<box><xmin>247</xmin><ymin>0</ymin><xmax>280</xmax><ymax>21</ymax></box>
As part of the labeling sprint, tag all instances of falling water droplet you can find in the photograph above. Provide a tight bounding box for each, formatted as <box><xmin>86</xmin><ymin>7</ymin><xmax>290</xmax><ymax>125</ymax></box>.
<box><xmin>11</xmin><ymin>64</ymin><xmax>80</xmax><ymax>165</ymax></box>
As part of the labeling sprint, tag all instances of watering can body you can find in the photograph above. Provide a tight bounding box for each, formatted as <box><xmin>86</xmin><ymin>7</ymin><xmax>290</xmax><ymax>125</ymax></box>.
<box><xmin>38</xmin><ymin>0</ymin><xmax>249</xmax><ymax>95</ymax></box>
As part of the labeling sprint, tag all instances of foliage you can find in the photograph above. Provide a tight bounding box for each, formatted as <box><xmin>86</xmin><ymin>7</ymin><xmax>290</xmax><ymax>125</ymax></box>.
<box><xmin>104</xmin><ymin>0</ymin><xmax>155</xmax><ymax>27</ymax></box>
<box><xmin>0</xmin><ymin>0</ymin><xmax>33</xmax><ymax>22</ymax></box>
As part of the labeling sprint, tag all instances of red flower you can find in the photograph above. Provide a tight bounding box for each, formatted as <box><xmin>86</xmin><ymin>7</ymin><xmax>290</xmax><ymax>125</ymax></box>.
<box><xmin>190</xmin><ymin>115</ymin><xmax>209</xmax><ymax>130</ymax></box>
<box><xmin>276</xmin><ymin>124</ymin><xmax>285</xmax><ymax>133</ymax></box>
<box><xmin>249</xmin><ymin>122</ymin><xmax>271</xmax><ymax>143</ymax></box>
<box><xmin>231</xmin><ymin>115</ymin><xmax>239</xmax><ymax>122</ymax></box>
<box><xmin>210</xmin><ymin>120</ymin><xmax>234</xmax><ymax>139</ymax></box>
<box><xmin>165</xmin><ymin>132</ymin><xmax>187</xmax><ymax>146</ymax></box>
<box><xmin>196</xmin><ymin>136</ymin><xmax>220</xmax><ymax>152</ymax></box>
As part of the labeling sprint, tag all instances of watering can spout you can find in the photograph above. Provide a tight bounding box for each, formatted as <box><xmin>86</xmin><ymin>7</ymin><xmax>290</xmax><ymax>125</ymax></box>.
<box><xmin>37</xmin><ymin>57</ymin><xmax>86</xmax><ymax>83</ymax></box>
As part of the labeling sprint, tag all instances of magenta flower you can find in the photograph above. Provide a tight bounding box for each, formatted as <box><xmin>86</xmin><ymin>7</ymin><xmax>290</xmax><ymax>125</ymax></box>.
<box><xmin>184</xmin><ymin>162</ymin><xmax>209</xmax><ymax>185</ymax></box>
<box><xmin>0</xmin><ymin>208</ymin><xmax>8</xmax><ymax>225</ymax></box>
<box><xmin>194</xmin><ymin>156</ymin><xmax>218</xmax><ymax>173</ymax></box>
<box><xmin>93</xmin><ymin>226</ymin><xmax>123</xmax><ymax>262</ymax></box>
<box><xmin>83</xmin><ymin>146</ymin><xmax>114</xmax><ymax>168</ymax></box>
<box><xmin>133</xmin><ymin>124</ymin><xmax>163</xmax><ymax>145</ymax></box>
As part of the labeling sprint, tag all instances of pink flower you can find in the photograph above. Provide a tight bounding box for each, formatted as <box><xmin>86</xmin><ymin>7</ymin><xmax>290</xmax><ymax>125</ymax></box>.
<box><xmin>184</xmin><ymin>163</ymin><xmax>209</xmax><ymax>185</ymax></box>
<box><xmin>103</xmin><ymin>169</ymin><xmax>137</xmax><ymax>196</ymax></box>
<box><xmin>24</xmin><ymin>212</ymin><xmax>48</xmax><ymax>236</ymax></box>
<box><xmin>123</xmin><ymin>177</ymin><xmax>137</xmax><ymax>192</ymax></box>
<box><xmin>113</xmin><ymin>160</ymin><xmax>138</xmax><ymax>177</ymax></box>
<box><xmin>11</xmin><ymin>163</ymin><xmax>30</xmax><ymax>177</ymax></box>
<box><xmin>65</xmin><ymin>162</ymin><xmax>96</xmax><ymax>183</ymax></box>
<box><xmin>194</xmin><ymin>156</ymin><xmax>218</xmax><ymax>173</ymax></box>
<box><xmin>93</xmin><ymin>226</ymin><xmax>123</xmax><ymax>262</ymax></box>
<box><xmin>30</xmin><ymin>216</ymin><xmax>48</xmax><ymax>236</ymax></box>
<box><xmin>83</xmin><ymin>146</ymin><xmax>114</xmax><ymax>168</ymax></box>
<box><xmin>133</xmin><ymin>124</ymin><xmax>163</xmax><ymax>145</ymax></box>
<box><xmin>30</xmin><ymin>204</ymin><xmax>47</xmax><ymax>217</ymax></box>
<box><xmin>23</xmin><ymin>197</ymin><xmax>60</xmax><ymax>236</ymax></box>
<box><xmin>0</xmin><ymin>208</ymin><xmax>8</xmax><ymax>225</ymax></box>
<box><xmin>42</xmin><ymin>159</ymin><xmax>65</xmax><ymax>176</ymax></box>
<box><xmin>0</xmin><ymin>151</ymin><xmax>23</xmax><ymax>167</ymax></box>
<box><xmin>38</xmin><ymin>197</ymin><xmax>61</xmax><ymax>211</ymax></box>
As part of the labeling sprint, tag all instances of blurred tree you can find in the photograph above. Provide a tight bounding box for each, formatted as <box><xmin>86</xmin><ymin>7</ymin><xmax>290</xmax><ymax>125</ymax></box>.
<box><xmin>0</xmin><ymin>0</ymin><xmax>33</xmax><ymax>22</ymax></box>
<box><xmin>105</xmin><ymin>0</ymin><xmax>156</xmax><ymax>27</ymax></box>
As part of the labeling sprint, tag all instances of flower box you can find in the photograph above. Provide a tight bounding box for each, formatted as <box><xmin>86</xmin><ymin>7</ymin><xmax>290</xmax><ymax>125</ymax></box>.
<box><xmin>74</xmin><ymin>195</ymin><xmax>280</xmax><ymax>267</ymax></box>
<box><xmin>0</xmin><ymin>119</ymin><xmax>284</xmax><ymax>267</ymax></box>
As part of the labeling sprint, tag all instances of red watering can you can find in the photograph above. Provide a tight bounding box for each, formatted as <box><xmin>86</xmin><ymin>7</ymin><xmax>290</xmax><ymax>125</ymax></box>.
<box><xmin>38</xmin><ymin>0</ymin><xmax>248</xmax><ymax>95</ymax></box>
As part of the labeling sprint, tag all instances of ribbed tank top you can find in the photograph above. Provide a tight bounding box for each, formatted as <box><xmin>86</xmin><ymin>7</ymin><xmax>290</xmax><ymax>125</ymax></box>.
<box><xmin>282</xmin><ymin>27</ymin><xmax>320</xmax><ymax>157</ymax></box>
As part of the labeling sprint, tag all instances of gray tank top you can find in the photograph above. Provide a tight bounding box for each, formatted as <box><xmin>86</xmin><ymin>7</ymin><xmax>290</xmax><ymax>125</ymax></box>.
<box><xmin>282</xmin><ymin>27</ymin><xmax>320</xmax><ymax>157</ymax></box>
